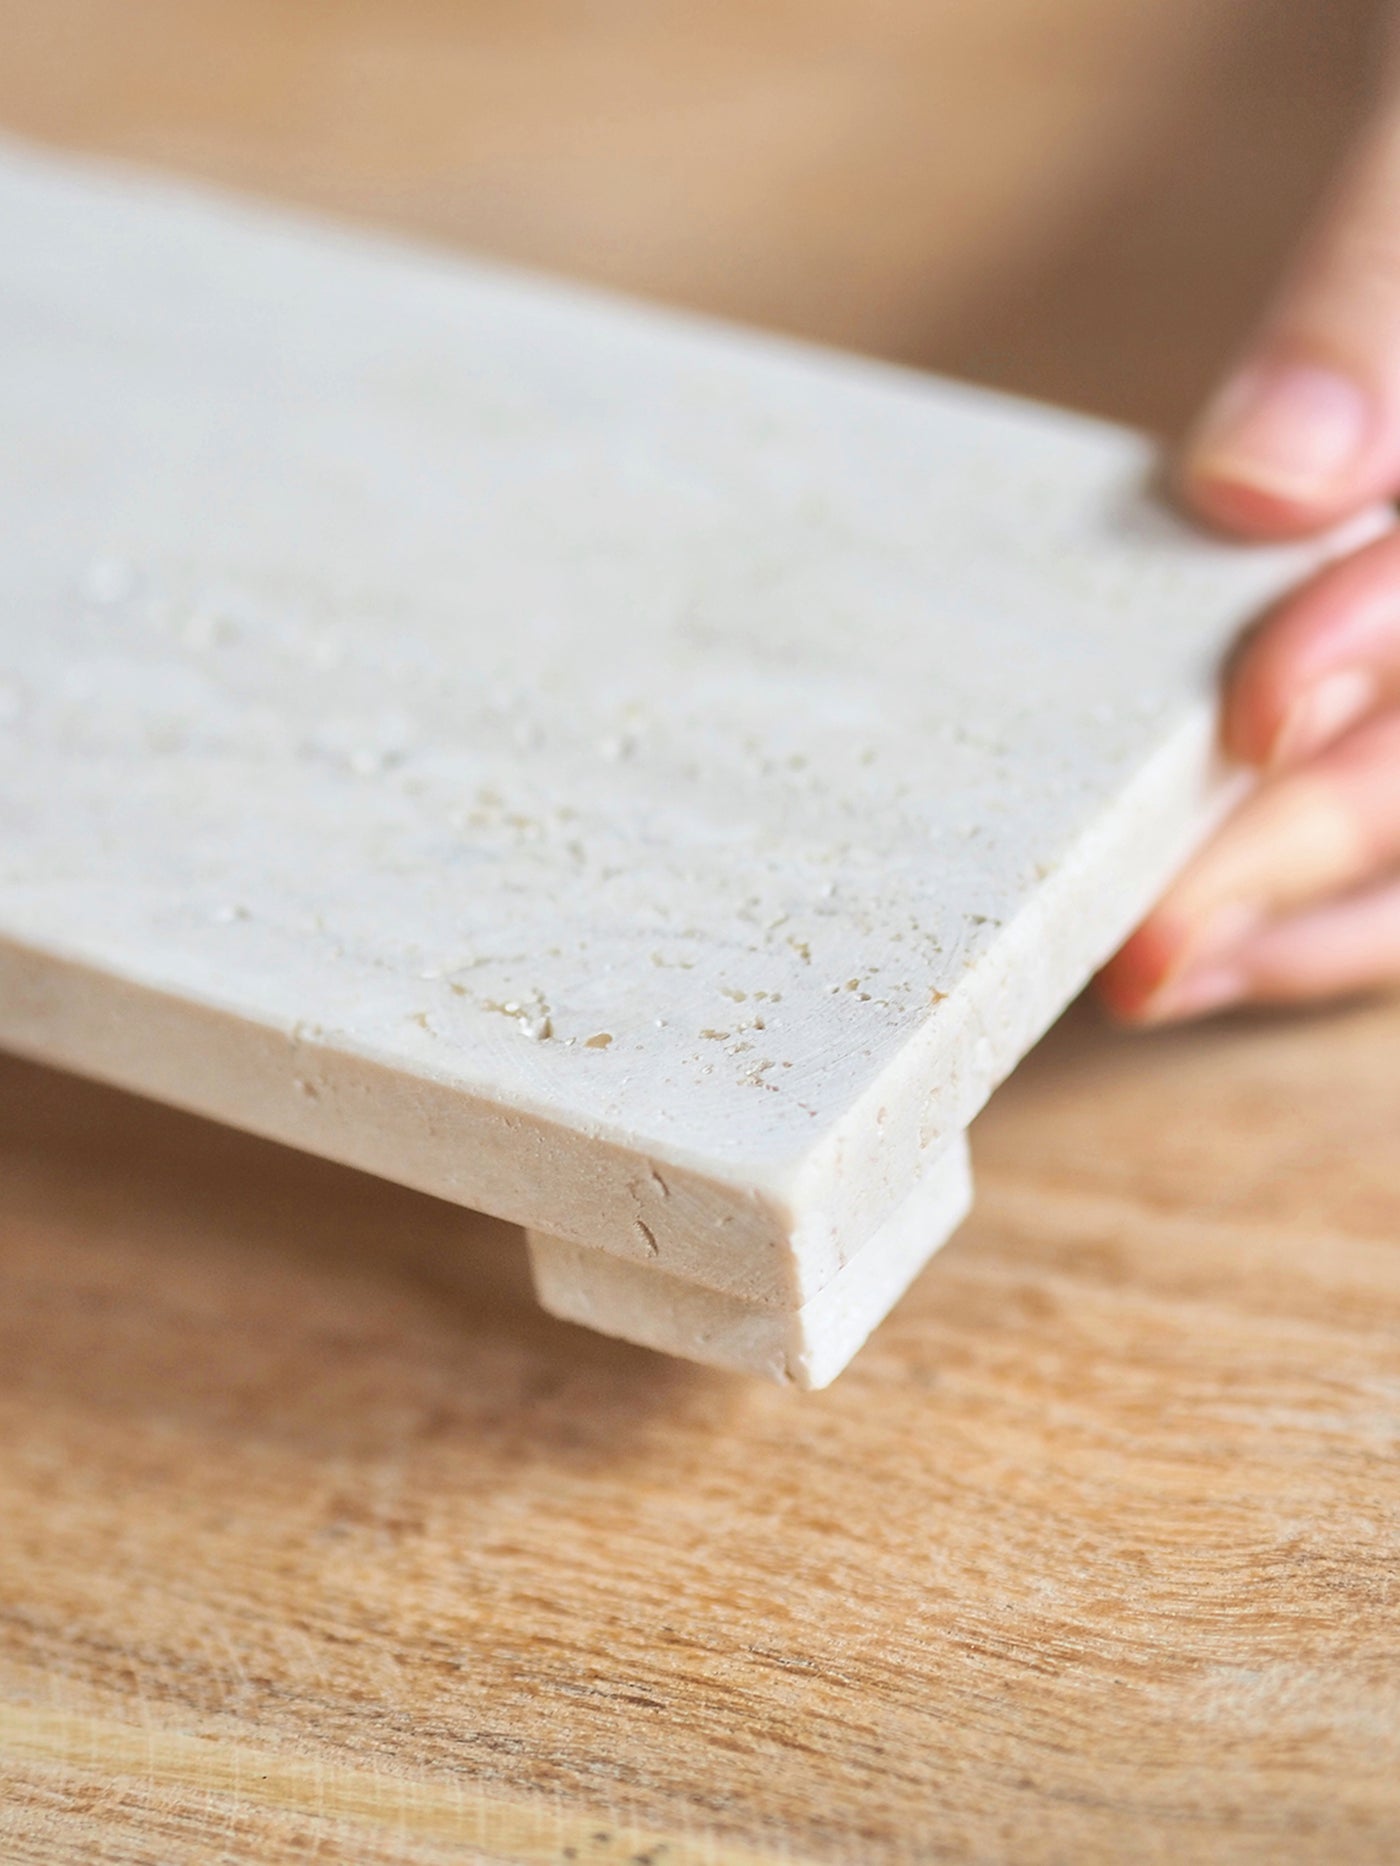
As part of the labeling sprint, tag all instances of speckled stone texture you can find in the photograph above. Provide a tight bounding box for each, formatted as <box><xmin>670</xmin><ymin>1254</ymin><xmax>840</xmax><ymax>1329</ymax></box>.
<box><xmin>0</xmin><ymin>141</ymin><xmax>1375</xmax><ymax>1382</ymax></box>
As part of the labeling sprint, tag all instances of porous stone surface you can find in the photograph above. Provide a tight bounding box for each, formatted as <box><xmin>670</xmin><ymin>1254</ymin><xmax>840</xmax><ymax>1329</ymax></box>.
<box><xmin>0</xmin><ymin>141</ymin><xmax>1373</xmax><ymax>1379</ymax></box>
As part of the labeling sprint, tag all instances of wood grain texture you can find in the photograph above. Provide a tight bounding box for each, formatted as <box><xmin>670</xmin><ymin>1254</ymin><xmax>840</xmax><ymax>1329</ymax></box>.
<box><xmin>1</xmin><ymin>0</ymin><xmax>1398</xmax><ymax>1859</ymax></box>
<box><xmin>2</xmin><ymin>1001</ymin><xmax>1399</xmax><ymax>1866</ymax></box>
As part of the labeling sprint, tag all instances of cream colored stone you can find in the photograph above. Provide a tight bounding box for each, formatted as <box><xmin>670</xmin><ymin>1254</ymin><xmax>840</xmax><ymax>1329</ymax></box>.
<box><xmin>527</xmin><ymin>1135</ymin><xmax>972</xmax><ymax>1386</ymax></box>
<box><xmin>0</xmin><ymin>141</ymin><xmax>1383</xmax><ymax>1379</ymax></box>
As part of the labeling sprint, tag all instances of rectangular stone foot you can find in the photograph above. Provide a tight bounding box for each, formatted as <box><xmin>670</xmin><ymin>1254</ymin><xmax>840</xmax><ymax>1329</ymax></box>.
<box><xmin>528</xmin><ymin>1134</ymin><xmax>972</xmax><ymax>1387</ymax></box>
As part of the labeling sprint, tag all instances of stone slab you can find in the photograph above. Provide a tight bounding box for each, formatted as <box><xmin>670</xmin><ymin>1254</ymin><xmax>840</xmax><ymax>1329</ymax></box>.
<box><xmin>0</xmin><ymin>140</ymin><xmax>1379</xmax><ymax>1376</ymax></box>
<box><xmin>527</xmin><ymin>1134</ymin><xmax>972</xmax><ymax>1386</ymax></box>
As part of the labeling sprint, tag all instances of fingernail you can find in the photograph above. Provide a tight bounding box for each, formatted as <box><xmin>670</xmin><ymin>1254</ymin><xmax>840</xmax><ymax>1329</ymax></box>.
<box><xmin>1269</xmin><ymin>667</ymin><xmax>1379</xmax><ymax>769</ymax></box>
<box><xmin>1189</xmin><ymin>361</ymin><xmax>1375</xmax><ymax>501</ymax></box>
<box><xmin>1140</xmin><ymin>963</ymin><xmax>1248</xmax><ymax>1024</ymax></box>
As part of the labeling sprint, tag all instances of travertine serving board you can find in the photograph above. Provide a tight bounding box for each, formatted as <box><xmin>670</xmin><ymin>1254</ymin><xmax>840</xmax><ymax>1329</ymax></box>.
<box><xmin>0</xmin><ymin>140</ymin><xmax>1368</xmax><ymax>1383</ymax></box>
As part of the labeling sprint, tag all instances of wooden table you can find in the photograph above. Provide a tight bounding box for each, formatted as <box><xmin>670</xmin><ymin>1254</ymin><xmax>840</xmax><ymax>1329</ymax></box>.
<box><xmin>2</xmin><ymin>4</ymin><xmax>1398</xmax><ymax>1860</ymax></box>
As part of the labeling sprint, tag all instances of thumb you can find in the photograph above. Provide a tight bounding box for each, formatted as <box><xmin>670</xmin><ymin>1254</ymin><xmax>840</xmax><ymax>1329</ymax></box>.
<box><xmin>1182</xmin><ymin>44</ymin><xmax>1400</xmax><ymax>539</ymax></box>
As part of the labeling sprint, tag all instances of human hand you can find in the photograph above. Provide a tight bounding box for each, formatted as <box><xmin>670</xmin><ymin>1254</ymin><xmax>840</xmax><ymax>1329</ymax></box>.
<box><xmin>1100</xmin><ymin>38</ymin><xmax>1400</xmax><ymax>1024</ymax></box>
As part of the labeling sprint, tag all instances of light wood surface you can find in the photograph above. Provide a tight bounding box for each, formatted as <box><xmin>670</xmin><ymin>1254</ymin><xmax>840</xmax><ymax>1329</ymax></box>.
<box><xmin>2</xmin><ymin>2</ymin><xmax>1399</xmax><ymax>1861</ymax></box>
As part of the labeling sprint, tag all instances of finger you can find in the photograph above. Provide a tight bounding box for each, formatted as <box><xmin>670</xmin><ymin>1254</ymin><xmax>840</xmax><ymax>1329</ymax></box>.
<box><xmin>1098</xmin><ymin>709</ymin><xmax>1400</xmax><ymax>1018</ymax></box>
<box><xmin>1142</xmin><ymin>877</ymin><xmax>1400</xmax><ymax>1020</ymax></box>
<box><xmin>1180</xmin><ymin>56</ymin><xmax>1400</xmax><ymax>538</ymax></box>
<box><xmin>1224</xmin><ymin>524</ymin><xmax>1400</xmax><ymax>768</ymax></box>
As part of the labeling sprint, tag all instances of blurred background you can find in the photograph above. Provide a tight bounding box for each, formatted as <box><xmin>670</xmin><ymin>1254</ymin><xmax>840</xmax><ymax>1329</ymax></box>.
<box><xmin>0</xmin><ymin>0</ymin><xmax>1386</xmax><ymax>433</ymax></box>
